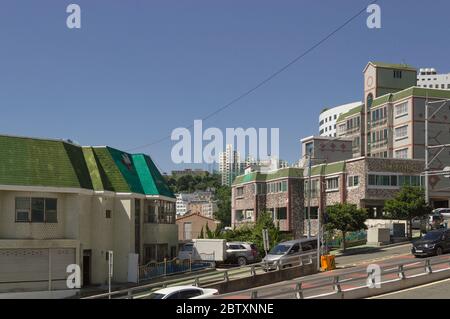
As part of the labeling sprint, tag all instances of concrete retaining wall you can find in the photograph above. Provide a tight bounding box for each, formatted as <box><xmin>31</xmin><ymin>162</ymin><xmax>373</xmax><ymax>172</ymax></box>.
<box><xmin>204</xmin><ymin>262</ymin><xmax>318</xmax><ymax>294</ymax></box>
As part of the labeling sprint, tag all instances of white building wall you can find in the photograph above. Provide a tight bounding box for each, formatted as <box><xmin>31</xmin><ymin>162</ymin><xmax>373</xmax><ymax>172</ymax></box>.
<box><xmin>319</xmin><ymin>101</ymin><xmax>362</xmax><ymax>137</ymax></box>
<box><xmin>417</xmin><ymin>68</ymin><xmax>450</xmax><ymax>90</ymax></box>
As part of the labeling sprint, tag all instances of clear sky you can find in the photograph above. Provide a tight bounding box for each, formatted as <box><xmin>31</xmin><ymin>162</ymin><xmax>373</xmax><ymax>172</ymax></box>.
<box><xmin>1</xmin><ymin>0</ymin><xmax>449</xmax><ymax>173</ymax></box>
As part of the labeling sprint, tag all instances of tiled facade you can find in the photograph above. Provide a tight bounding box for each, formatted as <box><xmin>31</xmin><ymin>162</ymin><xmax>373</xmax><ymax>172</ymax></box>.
<box><xmin>231</xmin><ymin>168</ymin><xmax>304</xmax><ymax>238</ymax></box>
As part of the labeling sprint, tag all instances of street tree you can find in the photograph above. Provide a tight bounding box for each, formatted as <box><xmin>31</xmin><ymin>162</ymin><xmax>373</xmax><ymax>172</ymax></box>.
<box><xmin>384</xmin><ymin>186</ymin><xmax>432</xmax><ymax>238</ymax></box>
<box><xmin>325</xmin><ymin>203</ymin><xmax>368</xmax><ymax>251</ymax></box>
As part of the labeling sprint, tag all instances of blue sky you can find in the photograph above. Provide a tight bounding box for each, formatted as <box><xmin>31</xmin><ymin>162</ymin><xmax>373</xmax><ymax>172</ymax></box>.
<box><xmin>0</xmin><ymin>0</ymin><xmax>449</xmax><ymax>173</ymax></box>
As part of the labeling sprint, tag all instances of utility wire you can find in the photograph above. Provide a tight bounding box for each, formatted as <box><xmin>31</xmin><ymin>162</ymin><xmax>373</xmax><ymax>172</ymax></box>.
<box><xmin>126</xmin><ymin>0</ymin><xmax>379</xmax><ymax>152</ymax></box>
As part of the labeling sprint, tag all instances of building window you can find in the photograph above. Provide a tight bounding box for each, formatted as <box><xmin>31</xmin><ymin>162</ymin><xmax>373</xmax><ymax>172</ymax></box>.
<box><xmin>395</xmin><ymin>148</ymin><xmax>408</xmax><ymax>159</ymax></box>
<box><xmin>394</xmin><ymin>125</ymin><xmax>408</xmax><ymax>140</ymax></box>
<box><xmin>395</xmin><ymin>102</ymin><xmax>408</xmax><ymax>118</ymax></box>
<box><xmin>304</xmin><ymin>180</ymin><xmax>319</xmax><ymax>198</ymax></box>
<box><xmin>236</xmin><ymin>187</ymin><xmax>244</xmax><ymax>197</ymax></box>
<box><xmin>105</xmin><ymin>210</ymin><xmax>112</xmax><ymax>219</ymax></box>
<box><xmin>367</xmin><ymin>93</ymin><xmax>374</xmax><ymax>109</ymax></box>
<box><xmin>281</xmin><ymin>181</ymin><xmax>288</xmax><ymax>192</ymax></box>
<box><xmin>325</xmin><ymin>177</ymin><xmax>339</xmax><ymax>191</ymax></box>
<box><xmin>393</xmin><ymin>70</ymin><xmax>403</xmax><ymax>78</ymax></box>
<box><xmin>255</xmin><ymin>183</ymin><xmax>266</xmax><ymax>194</ymax></box>
<box><xmin>15</xmin><ymin>197</ymin><xmax>57</xmax><ymax>223</ymax></box>
<box><xmin>277</xmin><ymin>207</ymin><xmax>287</xmax><ymax>220</ymax></box>
<box><xmin>347</xmin><ymin>176</ymin><xmax>359</xmax><ymax>187</ymax></box>
<box><xmin>368</xmin><ymin>175</ymin><xmax>398</xmax><ymax>187</ymax></box>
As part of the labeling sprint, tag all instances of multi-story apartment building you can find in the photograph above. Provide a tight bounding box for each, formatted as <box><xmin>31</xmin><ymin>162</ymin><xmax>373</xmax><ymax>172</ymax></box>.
<box><xmin>0</xmin><ymin>135</ymin><xmax>177</xmax><ymax>296</ymax></box>
<box><xmin>319</xmin><ymin>101</ymin><xmax>362</xmax><ymax>137</ymax></box>
<box><xmin>417</xmin><ymin>68</ymin><xmax>450</xmax><ymax>90</ymax></box>
<box><xmin>219</xmin><ymin>144</ymin><xmax>243</xmax><ymax>186</ymax></box>
<box><xmin>304</xmin><ymin>157</ymin><xmax>431</xmax><ymax>219</ymax></box>
<box><xmin>300</xmin><ymin>136</ymin><xmax>353</xmax><ymax>167</ymax></box>
<box><xmin>175</xmin><ymin>191</ymin><xmax>217</xmax><ymax>218</ymax></box>
<box><xmin>231</xmin><ymin>167</ymin><xmax>304</xmax><ymax>238</ymax></box>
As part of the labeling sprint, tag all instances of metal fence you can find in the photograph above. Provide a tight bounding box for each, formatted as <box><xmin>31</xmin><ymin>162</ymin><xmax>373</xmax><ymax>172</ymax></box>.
<box><xmin>139</xmin><ymin>255</ymin><xmax>215</xmax><ymax>281</ymax></box>
<box><xmin>217</xmin><ymin>254</ymin><xmax>450</xmax><ymax>299</ymax></box>
<box><xmin>84</xmin><ymin>251</ymin><xmax>318</xmax><ymax>299</ymax></box>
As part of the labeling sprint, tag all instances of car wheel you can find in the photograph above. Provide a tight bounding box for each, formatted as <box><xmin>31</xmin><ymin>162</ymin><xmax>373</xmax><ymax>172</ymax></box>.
<box><xmin>436</xmin><ymin>247</ymin><xmax>443</xmax><ymax>256</ymax></box>
<box><xmin>237</xmin><ymin>257</ymin><xmax>247</xmax><ymax>266</ymax></box>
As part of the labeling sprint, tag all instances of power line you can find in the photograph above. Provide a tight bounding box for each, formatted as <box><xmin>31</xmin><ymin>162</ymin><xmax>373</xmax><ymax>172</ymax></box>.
<box><xmin>126</xmin><ymin>0</ymin><xmax>379</xmax><ymax>152</ymax></box>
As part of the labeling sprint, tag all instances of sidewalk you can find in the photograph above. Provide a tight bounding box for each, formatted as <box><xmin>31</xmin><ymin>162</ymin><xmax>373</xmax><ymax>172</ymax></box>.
<box><xmin>330</xmin><ymin>241</ymin><xmax>412</xmax><ymax>257</ymax></box>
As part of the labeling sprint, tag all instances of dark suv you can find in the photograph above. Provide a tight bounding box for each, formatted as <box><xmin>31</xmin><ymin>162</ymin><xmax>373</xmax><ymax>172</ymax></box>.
<box><xmin>412</xmin><ymin>229</ymin><xmax>450</xmax><ymax>257</ymax></box>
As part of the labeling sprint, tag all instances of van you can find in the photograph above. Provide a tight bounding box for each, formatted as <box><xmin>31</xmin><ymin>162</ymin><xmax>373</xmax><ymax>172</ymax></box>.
<box><xmin>262</xmin><ymin>238</ymin><xmax>317</xmax><ymax>271</ymax></box>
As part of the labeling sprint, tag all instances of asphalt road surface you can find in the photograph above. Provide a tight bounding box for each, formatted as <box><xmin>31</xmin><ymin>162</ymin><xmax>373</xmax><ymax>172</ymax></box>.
<box><xmin>370</xmin><ymin>278</ymin><xmax>450</xmax><ymax>299</ymax></box>
<box><xmin>218</xmin><ymin>244</ymin><xmax>450</xmax><ymax>299</ymax></box>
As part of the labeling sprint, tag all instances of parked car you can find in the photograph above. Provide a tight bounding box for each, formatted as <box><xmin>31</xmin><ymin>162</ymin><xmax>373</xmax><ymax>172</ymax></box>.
<box><xmin>262</xmin><ymin>238</ymin><xmax>317</xmax><ymax>271</ymax></box>
<box><xmin>411</xmin><ymin>228</ymin><xmax>450</xmax><ymax>257</ymax></box>
<box><xmin>225</xmin><ymin>242</ymin><xmax>259</xmax><ymax>266</ymax></box>
<box><xmin>145</xmin><ymin>286</ymin><xmax>219</xmax><ymax>299</ymax></box>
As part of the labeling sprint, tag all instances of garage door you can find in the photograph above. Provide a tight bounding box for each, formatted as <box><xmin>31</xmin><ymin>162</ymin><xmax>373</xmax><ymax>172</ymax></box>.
<box><xmin>0</xmin><ymin>248</ymin><xmax>76</xmax><ymax>292</ymax></box>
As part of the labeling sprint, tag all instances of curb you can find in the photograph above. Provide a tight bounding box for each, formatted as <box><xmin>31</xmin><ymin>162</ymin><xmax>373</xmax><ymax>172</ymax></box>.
<box><xmin>332</xmin><ymin>241</ymin><xmax>412</xmax><ymax>257</ymax></box>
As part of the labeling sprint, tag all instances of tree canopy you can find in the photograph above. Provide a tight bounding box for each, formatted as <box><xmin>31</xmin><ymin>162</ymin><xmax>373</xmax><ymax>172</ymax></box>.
<box><xmin>325</xmin><ymin>203</ymin><xmax>368</xmax><ymax>251</ymax></box>
<box><xmin>384</xmin><ymin>186</ymin><xmax>431</xmax><ymax>238</ymax></box>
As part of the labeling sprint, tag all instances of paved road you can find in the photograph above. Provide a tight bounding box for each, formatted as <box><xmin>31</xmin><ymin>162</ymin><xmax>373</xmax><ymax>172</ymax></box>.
<box><xmin>218</xmin><ymin>244</ymin><xmax>450</xmax><ymax>299</ymax></box>
<box><xmin>370</xmin><ymin>278</ymin><xmax>450</xmax><ymax>299</ymax></box>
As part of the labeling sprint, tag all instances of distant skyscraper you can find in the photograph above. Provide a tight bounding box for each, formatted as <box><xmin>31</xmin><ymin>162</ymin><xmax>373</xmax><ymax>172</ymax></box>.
<box><xmin>219</xmin><ymin>144</ymin><xmax>243</xmax><ymax>186</ymax></box>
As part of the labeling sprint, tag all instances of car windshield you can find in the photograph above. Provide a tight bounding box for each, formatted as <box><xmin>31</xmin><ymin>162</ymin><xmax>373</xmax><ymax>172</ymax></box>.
<box><xmin>182</xmin><ymin>245</ymin><xmax>193</xmax><ymax>252</ymax></box>
<box><xmin>146</xmin><ymin>293</ymin><xmax>165</xmax><ymax>299</ymax></box>
<box><xmin>423</xmin><ymin>232</ymin><xmax>442</xmax><ymax>241</ymax></box>
<box><xmin>269</xmin><ymin>244</ymin><xmax>291</xmax><ymax>255</ymax></box>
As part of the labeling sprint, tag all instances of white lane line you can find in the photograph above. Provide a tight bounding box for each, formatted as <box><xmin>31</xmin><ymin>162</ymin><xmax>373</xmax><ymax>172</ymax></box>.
<box><xmin>367</xmin><ymin>277</ymin><xmax>450</xmax><ymax>299</ymax></box>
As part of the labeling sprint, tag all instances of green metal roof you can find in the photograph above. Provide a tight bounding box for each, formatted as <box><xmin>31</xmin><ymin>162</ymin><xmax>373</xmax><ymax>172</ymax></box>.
<box><xmin>232</xmin><ymin>168</ymin><xmax>303</xmax><ymax>185</ymax></box>
<box><xmin>372</xmin><ymin>87</ymin><xmax>450</xmax><ymax>108</ymax></box>
<box><xmin>369</xmin><ymin>62</ymin><xmax>417</xmax><ymax>72</ymax></box>
<box><xmin>0</xmin><ymin>135</ymin><xmax>172</xmax><ymax>196</ymax></box>
<box><xmin>336</xmin><ymin>104</ymin><xmax>363</xmax><ymax>122</ymax></box>
<box><xmin>133</xmin><ymin>154</ymin><xmax>175</xmax><ymax>198</ymax></box>
<box><xmin>308</xmin><ymin>162</ymin><xmax>345</xmax><ymax>177</ymax></box>
<box><xmin>0</xmin><ymin>135</ymin><xmax>92</xmax><ymax>189</ymax></box>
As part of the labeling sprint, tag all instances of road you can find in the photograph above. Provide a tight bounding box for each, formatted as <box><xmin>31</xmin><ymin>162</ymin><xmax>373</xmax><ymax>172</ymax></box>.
<box><xmin>218</xmin><ymin>243</ymin><xmax>450</xmax><ymax>299</ymax></box>
<box><xmin>370</xmin><ymin>278</ymin><xmax>450</xmax><ymax>299</ymax></box>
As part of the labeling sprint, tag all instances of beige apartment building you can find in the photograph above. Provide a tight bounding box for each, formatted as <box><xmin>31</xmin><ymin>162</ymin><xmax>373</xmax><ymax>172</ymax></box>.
<box><xmin>0</xmin><ymin>135</ymin><xmax>177</xmax><ymax>296</ymax></box>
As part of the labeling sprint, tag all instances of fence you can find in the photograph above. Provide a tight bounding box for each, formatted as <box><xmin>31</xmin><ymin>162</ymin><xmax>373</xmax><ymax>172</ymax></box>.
<box><xmin>139</xmin><ymin>255</ymin><xmax>215</xmax><ymax>281</ymax></box>
<box><xmin>84</xmin><ymin>250</ymin><xmax>318</xmax><ymax>299</ymax></box>
<box><xmin>217</xmin><ymin>254</ymin><xmax>450</xmax><ymax>299</ymax></box>
<box><xmin>327</xmin><ymin>230</ymin><xmax>367</xmax><ymax>248</ymax></box>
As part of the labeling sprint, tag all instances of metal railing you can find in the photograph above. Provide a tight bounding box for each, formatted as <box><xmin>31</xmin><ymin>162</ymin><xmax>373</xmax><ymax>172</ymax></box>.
<box><xmin>217</xmin><ymin>254</ymin><xmax>450</xmax><ymax>299</ymax></box>
<box><xmin>139</xmin><ymin>257</ymin><xmax>215</xmax><ymax>281</ymax></box>
<box><xmin>83</xmin><ymin>250</ymin><xmax>318</xmax><ymax>299</ymax></box>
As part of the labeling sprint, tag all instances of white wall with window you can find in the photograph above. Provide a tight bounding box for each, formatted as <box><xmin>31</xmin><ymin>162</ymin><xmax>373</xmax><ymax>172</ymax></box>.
<box><xmin>394</xmin><ymin>101</ymin><xmax>408</xmax><ymax>118</ymax></box>
<box><xmin>394</xmin><ymin>125</ymin><xmax>408</xmax><ymax>141</ymax></box>
<box><xmin>394</xmin><ymin>148</ymin><xmax>409</xmax><ymax>159</ymax></box>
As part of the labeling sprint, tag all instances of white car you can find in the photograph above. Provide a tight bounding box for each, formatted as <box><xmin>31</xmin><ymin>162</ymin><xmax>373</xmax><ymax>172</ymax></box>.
<box><xmin>145</xmin><ymin>286</ymin><xmax>219</xmax><ymax>299</ymax></box>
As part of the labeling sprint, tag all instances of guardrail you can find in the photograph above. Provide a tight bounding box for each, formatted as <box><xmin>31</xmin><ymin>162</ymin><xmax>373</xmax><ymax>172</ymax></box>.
<box><xmin>217</xmin><ymin>254</ymin><xmax>450</xmax><ymax>299</ymax></box>
<box><xmin>139</xmin><ymin>256</ymin><xmax>215</xmax><ymax>281</ymax></box>
<box><xmin>83</xmin><ymin>251</ymin><xmax>318</xmax><ymax>299</ymax></box>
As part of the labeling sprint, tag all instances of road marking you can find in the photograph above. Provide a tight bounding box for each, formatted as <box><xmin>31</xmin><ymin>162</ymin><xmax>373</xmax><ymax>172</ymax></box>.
<box><xmin>367</xmin><ymin>277</ymin><xmax>450</xmax><ymax>299</ymax></box>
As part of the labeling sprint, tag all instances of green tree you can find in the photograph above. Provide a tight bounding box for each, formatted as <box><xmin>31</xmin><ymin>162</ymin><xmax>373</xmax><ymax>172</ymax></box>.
<box><xmin>325</xmin><ymin>203</ymin><xmax>368</xmax><ymax>251</ymax></box>
<box><xmin>198</xmin><ymin>226</ymin><xmax>204</xmax><ymax>239</ymax></box>
<box><xmin>214</xmin><ymin>186</ymin><xmax>232</xmax><ymax>226</ymax></box>
<box><xmin>384</xmin><ymin>186</ymin><xmax>432</xmax><ymax>239</ymax></box>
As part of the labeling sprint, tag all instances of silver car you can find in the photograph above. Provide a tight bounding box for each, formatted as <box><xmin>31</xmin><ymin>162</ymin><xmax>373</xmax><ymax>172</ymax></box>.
<box><xmin>262</xmin><ymin>238</ymin><xmax>317</xmax><ymax>271</ymax></box>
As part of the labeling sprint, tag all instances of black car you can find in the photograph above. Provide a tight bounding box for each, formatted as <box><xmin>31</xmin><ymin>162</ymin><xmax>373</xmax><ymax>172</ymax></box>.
<box><xmin>411</xmin><ymin>229</ymin><xmax>450</xmax><ymax>257</ymax></box>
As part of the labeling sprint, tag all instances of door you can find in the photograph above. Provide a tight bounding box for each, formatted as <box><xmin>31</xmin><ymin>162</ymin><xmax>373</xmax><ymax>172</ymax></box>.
<box><xmin>83</xmin><ymin>250</ymin><xmax>91</xmax><ymax>286</ymax></box>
